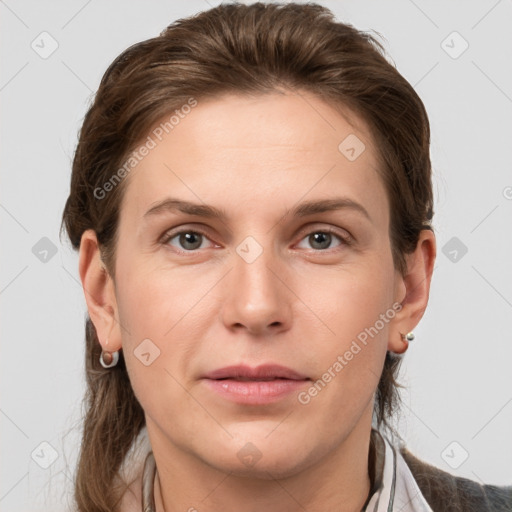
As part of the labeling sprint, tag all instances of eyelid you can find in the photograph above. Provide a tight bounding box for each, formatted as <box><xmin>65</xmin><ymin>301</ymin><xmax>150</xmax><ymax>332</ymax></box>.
<box><xmin>294</xmin><ymin>223</ymin><xmax>354</xmax><ymax>246</ymax></box>
<box><xmin>160</xmin><ymin>225</ymin><xmax>218</xmax><ymax>249</ymax></box>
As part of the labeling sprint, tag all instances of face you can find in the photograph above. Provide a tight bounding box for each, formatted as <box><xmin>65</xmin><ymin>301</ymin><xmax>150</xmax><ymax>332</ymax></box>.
<box><xmin>109</xmin><ymin>90</ymin><xmax>406</xmax><ymax>477</ymax></box>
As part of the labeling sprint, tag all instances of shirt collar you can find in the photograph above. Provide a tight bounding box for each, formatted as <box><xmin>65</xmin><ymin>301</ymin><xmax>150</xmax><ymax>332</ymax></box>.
<box><xmin>365</xmin><ymin>429</ymin><xmax>433</xmax><ymax>512</ymax></box>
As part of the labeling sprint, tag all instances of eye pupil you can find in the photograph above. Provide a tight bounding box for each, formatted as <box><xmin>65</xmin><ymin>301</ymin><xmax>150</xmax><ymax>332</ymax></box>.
<box><xmin>179</xmin><ymin>232</ymin><xmax>202</xmax><ymax>250</ymax></box>
<box><xmin>309</xmin><ymin>232</ymin><xmax>331</xmax><ymax>250</ymax></box>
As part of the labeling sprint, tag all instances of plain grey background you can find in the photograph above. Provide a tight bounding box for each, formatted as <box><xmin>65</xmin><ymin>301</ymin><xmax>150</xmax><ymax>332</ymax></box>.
<box><xmin>1</xmin><ymin>0</ymin><xmax>511</xmax><ymax>510</ymax></box>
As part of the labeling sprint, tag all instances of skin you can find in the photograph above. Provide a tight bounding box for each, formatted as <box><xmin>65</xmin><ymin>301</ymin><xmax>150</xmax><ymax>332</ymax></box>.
<box><xmin>79</xmin><ymin>90</ymin><xmax>436</xmax><ymax>512</ymax></box>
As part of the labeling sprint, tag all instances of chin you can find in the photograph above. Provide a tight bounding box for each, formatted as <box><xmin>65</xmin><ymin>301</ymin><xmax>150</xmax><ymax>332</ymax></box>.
<box><xmin>217</xmin><ymin>452</ymin><xmax>311</xmax><ymax>481</ymax></box>
<box><xmin>199</xmin><ymin>429</ymin><xmax>322</xmax><ymax>480</ymax></box>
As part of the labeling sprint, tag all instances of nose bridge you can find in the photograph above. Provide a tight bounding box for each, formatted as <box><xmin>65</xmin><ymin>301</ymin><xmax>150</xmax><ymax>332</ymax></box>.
<box><xmin>233</xmin><ymin>233</ymin><xmax>279</xmax><ymax>301</ymax></box>
<box><xmin>222</xmin><ymin>232</ymin><xmax>291</xmax><ymax>333</ymax></box>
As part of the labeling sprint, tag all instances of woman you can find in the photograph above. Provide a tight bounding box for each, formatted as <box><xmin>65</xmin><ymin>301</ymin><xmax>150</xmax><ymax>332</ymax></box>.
<box><xmin>60</xmin><ymin>2</ymin><xmax>511</xmax><ymax>511</ymax></box>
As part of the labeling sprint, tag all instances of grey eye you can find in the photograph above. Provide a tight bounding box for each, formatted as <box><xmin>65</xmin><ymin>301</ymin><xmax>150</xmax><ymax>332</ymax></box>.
<box><xmin>179</xmin><ymin>232</ymin><xmax>203</xmax><ymax>250</ymax></box>
<box><xmin>308</xmin><ymin>232</ymin><xmax>333</xmax><ymax>250</ymax></box>
<box><xmin>296</xmin><ymin>231</ymin><xmax>345</xmax><ymax>251</ymax></box>
<box><xmin>165</xmin><ymin>231</ymin><xmax>210</xmax><ymax>251</ymax></box>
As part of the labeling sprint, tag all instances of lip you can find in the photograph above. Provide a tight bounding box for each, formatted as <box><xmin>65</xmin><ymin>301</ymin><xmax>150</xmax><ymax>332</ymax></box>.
<box><xmin>202</xmin><ymin>364</ymin><xmax>310</xmax><ymax>405</ymax></box>
<box><xmin>203</xmin><ymin>364</ymin><xmax>309</xmax><ymax>381</ymax></box>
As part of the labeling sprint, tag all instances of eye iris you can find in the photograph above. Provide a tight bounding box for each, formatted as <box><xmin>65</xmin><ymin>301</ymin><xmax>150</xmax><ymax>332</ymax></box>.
<box><xmin>179</xmin><ymin>232</ymin><xmax>202</xmax><ymax>250</ymax></box>
<box><xmin>309</xmin><ymin>232</ymin><xmax>331</xmax><ymax>250</ymax></box>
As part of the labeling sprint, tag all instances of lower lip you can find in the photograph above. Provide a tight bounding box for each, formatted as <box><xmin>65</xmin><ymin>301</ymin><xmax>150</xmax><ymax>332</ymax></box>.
<box><xmin>203</xmin><ymin>378</ymin><xmax>309</xmax><ymax>404</ymax></box>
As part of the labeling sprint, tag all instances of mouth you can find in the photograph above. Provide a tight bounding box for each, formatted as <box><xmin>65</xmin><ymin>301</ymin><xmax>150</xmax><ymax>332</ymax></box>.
<box><xmin>201</xmin><ymin>364</ymin><xmax>311</xmax><ymax>404</ymax></box>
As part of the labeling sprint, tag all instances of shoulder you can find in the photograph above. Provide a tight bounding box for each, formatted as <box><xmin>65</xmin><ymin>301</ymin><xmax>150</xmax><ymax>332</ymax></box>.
<box><xmin>400</xmin><ymin>447</ymin><xmax>512</xmax><ymax>512</ymax></box>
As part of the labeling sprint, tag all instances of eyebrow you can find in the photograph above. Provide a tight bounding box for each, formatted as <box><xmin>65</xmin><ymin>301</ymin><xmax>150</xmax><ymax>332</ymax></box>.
<box><xmin>143</xmin><ymin>197</ymin><xmax>371</xmax><ymax>222</ymax></box>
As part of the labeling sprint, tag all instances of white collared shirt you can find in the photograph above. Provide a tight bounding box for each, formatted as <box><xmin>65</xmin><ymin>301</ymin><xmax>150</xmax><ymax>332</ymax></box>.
<box><xmin>365</xmin><ymin>431</ymin><xmax>433</xmax><ymax>512</ymax></box>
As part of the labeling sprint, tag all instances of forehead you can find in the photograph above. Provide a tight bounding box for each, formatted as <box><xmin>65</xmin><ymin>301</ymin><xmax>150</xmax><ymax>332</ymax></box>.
<box><xmin>119</xmin><ymin>90</ymin><xmax>388</xmax><ymax>225</ymax></box>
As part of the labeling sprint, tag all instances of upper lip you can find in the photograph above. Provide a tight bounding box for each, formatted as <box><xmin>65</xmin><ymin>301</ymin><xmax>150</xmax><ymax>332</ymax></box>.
<box><xmin>203</xmin><ymin>364</ymin><xmax>309</xmax><ymax>381</ymax></box>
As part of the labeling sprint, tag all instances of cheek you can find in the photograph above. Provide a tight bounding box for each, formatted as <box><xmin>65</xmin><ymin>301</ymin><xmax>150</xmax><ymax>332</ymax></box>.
<box><xmin>114</xmin><ymin>247</ymin><xmax>212</xmax><ymax>339</ymax></box>
<box><xmin>303</xmin><ymin>251</ymin><xmax>396</xmax><ymax>344</ymax></box>
<box><xmin>112</xmin><ymin>251</ymin><xmax>222</xmax><ymax>396</ymax></box>
<box><xmin>112</xmin><ymin>260</ymin><xmax>203</xmax><ymax>423</ymax></box>
<box><xmin>295</xmin><ymin>253</ymin><xmax>395</xmax><ymax>412</ymax></box>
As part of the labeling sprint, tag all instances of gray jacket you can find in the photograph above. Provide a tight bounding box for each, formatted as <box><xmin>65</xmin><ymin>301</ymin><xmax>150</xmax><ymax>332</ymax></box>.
<box><xmin>401</xmin><ymin>448</ymin><xmax>512</xmax><ymax>511</ymax></box>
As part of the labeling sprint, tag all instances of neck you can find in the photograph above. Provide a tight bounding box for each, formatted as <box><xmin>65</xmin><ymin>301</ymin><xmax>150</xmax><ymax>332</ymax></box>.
<box><xmin>150</xmin><ymin>411</ymin><xmax>373</xmax><ymax>512</ymax></box>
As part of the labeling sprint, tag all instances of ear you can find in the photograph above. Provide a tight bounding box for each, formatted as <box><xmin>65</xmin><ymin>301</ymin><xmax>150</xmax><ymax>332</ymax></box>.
<box><xmin>388</xmin><ymin>229</ymin><xmax>436</xmax><ymax>354</ymax></box>
<box><xmin>78</xmin><ymin>229</ymin><xmax>122</xmax><ymax>352</ymax></box>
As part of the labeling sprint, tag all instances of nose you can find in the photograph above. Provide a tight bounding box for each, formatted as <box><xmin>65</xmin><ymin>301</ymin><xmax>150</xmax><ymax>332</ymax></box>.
<box><xmin>221</xmin><ymin>241</ymin><xmax>292</xmax><ymax>337</ymax></box>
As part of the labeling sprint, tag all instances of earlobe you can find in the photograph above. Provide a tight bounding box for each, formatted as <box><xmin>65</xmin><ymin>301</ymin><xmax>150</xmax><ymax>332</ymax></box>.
<box><xmin>387</xmin><ymin>229</ymin><xmax>436</xmax><ymax>354</ymax></box>
<box><xmin>78</xmin><ymin>229</ymin><xmax>122</xmax><ymax>352</ymax></box>
<box><xmin>391</xmin><ymin>331</ymin><xmax>415</xmax><ymax>355</ymax></box>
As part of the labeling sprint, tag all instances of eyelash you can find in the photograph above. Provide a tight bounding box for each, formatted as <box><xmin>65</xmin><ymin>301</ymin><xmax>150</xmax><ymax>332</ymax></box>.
<box><xmin>160</xmin><ymin>226</ymin><xmax>353</xmax><ymax>254</ymax></box>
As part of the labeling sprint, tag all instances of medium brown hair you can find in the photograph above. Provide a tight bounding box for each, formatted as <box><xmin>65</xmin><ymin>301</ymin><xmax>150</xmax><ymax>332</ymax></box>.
<box><xmin>61</xmin><ymin>2</ymin><xmax>433</xmax><ymax>510</ymax></box>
